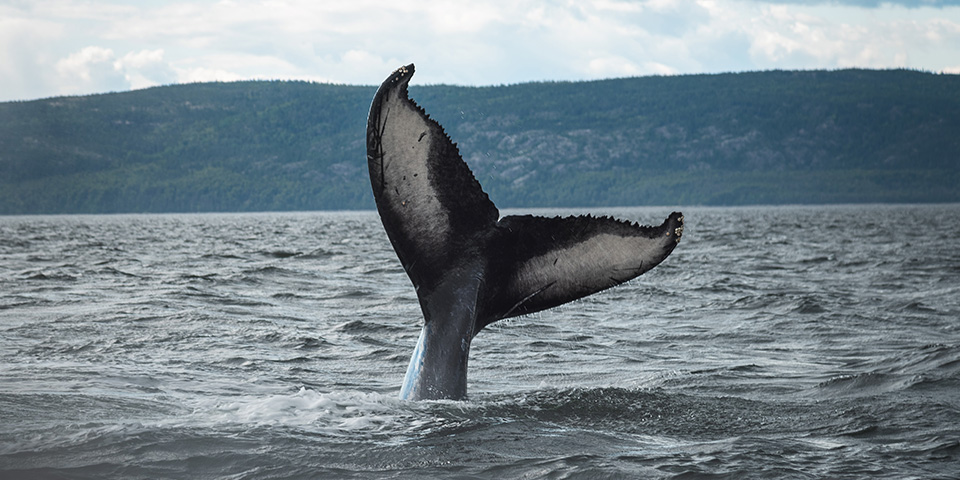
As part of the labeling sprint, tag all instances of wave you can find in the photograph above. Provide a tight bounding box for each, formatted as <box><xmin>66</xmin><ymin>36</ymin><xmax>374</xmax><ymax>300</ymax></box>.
<box><xmin>20</xmin><ymin>270</ymin><xmax>80</xmax><ymax>282</ymax></box>
<box><xmin>816</xmin><ymin>344</ymin><xmax>960</xmax><ymax>396</ymax></box>
<box><xmin>3</xmin><ymin>383</ymin><xmax>955</xmax><ymax>479</ymax></box>
<box><xmin>3</xmin><ymin>206</ymin><xmax>958</xmax><ymax>479</ymax></box>
<box><xmin>262</xmin><ymin>250</ymin><xmax>302</xmax><ymax>259</ymax></box>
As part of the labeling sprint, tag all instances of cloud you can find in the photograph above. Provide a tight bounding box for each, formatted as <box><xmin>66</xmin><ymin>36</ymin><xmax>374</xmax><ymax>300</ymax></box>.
<box><xmin>2</xmin><ymin>0</ymin><xmax>960</xmax><ymax>101</ymax></box>
<box><xmin>55</xmin><ymin>46</ymin><xmax>128</xmax><ymax>95</ymax></box>
<box><xmin>116</xmin><ymin>49</ymin><xmax>178</xmax><ymax>89</ymax></box>
<box><xmin>756</xmin><ymin>0</ymin><xmax>960</xmax><ymax>7</ymax></box>
<box><xmin>0</xmin><ymin>9</ymin><xmax>63</xmax><ymax>100</ymax></box>
<box><xmin>741</xmin><ymin>3</ymin><xmax>960</xmax><ymax>70</ymax></box>
<box><xmin>54</xmin><ymin>46</ymin><xmax>178</xmax><ymax>95</ymax></box>
<box><xmin>175</xmin><ymin>66</ymin><xmax>245</xmax><ymax>85</ymax></box>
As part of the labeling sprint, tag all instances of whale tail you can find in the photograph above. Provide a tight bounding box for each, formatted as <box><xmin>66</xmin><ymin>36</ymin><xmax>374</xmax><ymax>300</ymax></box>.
<box><xmin>366</xmin><ymin>64</ymin><xmax>682</xmax><ymax>400</ymax></box>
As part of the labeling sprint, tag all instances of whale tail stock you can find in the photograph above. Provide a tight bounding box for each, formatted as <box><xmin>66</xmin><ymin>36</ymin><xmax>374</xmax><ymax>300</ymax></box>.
<box><xmin>366</xmin><ymin>64</ymin><xmax>683</xmax><ymax>400</ymax></box>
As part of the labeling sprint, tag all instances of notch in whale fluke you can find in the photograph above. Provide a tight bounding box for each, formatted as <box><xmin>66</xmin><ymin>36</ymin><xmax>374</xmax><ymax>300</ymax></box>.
<box><xmin>366</xmin><ymin>64</ymin><xmax>683</xmax><ymax>400</ymax></box>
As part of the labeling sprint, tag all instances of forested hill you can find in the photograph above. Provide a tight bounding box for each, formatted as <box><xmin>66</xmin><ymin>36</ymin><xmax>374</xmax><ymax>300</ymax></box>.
<box><xmin>1</xmin><ymin>69</ymin><xmax>958</xmax><ymax>214</ymax></box>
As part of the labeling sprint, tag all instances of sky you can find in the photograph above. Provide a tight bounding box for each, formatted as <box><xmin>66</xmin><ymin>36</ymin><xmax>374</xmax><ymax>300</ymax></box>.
<box><xmin>2</xmin><ymin>0</ymin><xmax>959</xmax><ymax>102</ymax></box>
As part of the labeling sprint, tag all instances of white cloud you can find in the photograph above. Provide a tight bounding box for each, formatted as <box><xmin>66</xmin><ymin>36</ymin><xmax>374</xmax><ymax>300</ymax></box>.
<box><xmin>116</xmin><ymin>49</ymin><xmax>178</xmax><ymax>89</ymax></box>
<box><xmin>758</xmin><ymin>0</ymin><xmax>960</xmax><ymax>7</ymax></box>
<box><xmin>646</xmin><ymin>61</ymin><xmax>682</xmax><ymax>75</ymax></box>
<box><xmin>55</xmin><ymin>46</ymin><xmax>128</xmax><ymax>95</ymax></box>
<box><xmin>53</xmin><ymin>46</ymin><xmax>181</xmax><ymax>95</ymax></box>
<box><xmin>56</xmin><ymin>46</ymin><xmax>113</xmax><ymax>80</ymax></box>
<box><xmin>2</xmin><ymin>0</ymin><xmax>960</xmax><ymax>101</ymax></box>
<box><xmin>426</xmin><ymin>1</ymin><xmax>504</xmax><ymax>34</ymax></box>
<box><xmin>587</xmin><ymin>56</ymin><xmax>645</xmax><ymax>78</ymax></box>
<box><xmin>175</xmin><ymin>66</ymin><xmax>245</xmax><ymax>84</ymax></box>
<box><xmin>740</xmin><ymin>3</ymin><xmax>960</xmax><ymax>70</ymax></box>
<box><xmin>0</xmin><ymin>8</ymin><xmax>64</xmax><ymax>100</ymax></box>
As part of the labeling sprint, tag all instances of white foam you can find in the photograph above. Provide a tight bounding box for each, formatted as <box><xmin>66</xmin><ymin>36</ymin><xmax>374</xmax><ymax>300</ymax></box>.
<box><xmin>192</xmin><ymin>387</ymin><xmax>427</xmax><ymax>437</ymax></box>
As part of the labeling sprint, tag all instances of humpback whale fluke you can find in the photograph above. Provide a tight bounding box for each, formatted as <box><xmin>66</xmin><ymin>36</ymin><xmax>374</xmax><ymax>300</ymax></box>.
<box><xmin>366</xmin><ymin>64</ymin><xmax>683</xmax><ymax>400</ymax></box>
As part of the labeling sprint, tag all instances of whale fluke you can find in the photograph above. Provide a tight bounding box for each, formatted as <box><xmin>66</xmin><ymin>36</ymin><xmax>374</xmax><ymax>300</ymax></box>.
<box><xmin>366</xmin><ymin>64</ymin><xmax>683</xmax><ymax>400</ymax></box>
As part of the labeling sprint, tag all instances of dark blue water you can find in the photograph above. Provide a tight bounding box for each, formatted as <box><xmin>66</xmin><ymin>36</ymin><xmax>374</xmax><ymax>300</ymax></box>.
<box><xmin>1</xmin><ymin>205</ymin><xmax>959</xmax><ymax>479</ymax></box>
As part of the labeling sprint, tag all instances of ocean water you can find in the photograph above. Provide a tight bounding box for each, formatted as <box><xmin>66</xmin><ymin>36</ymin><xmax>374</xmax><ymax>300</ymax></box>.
<box><xmin>1</xmin><ymin>204</ymin><xmax>958</xmax><ymax>479</ymax></box>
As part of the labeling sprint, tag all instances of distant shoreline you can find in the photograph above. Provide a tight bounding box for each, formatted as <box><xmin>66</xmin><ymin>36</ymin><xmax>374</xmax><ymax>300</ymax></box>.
<box><xmin>3</xmin><ymin>69</ymin><xmax>958</xmax><ymax>215</ymax></box>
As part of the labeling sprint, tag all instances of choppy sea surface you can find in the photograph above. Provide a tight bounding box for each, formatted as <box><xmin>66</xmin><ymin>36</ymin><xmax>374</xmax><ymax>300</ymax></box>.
<box><xmin>1</xmin><ymin>204</ymin><xmax>958</xmax><ymax>479</ymax></box>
